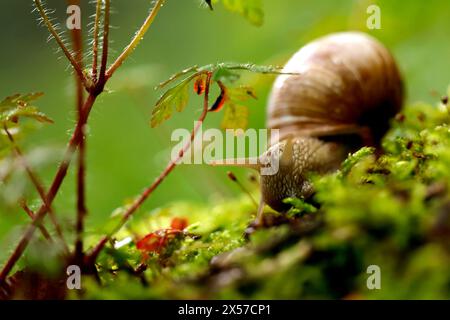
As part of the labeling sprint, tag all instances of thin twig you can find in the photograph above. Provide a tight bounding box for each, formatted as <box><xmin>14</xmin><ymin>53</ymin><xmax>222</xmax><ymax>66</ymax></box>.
<box><xmin>106</xmin><ymin>0</ymin><xmax>166</xmax><ymax>79</ymax></box>
<box><xmin>3</xmin><ymin>126</ymin><xmax>69</xmax><ymax>253</ymax></box>
<box><xmin>91</xmin><ymin>0</ymin><xmax>102</xmax><ymax>81</ymax></box>
<box><xmin>87</xmin><ymin>72</ymin><xmax>213</xmax><ymax>264</ymax></box>
<box><xmin>67</xmin><ymin>0</ymin><xmax>87</xmax><ymax>262</ymax></box>
<box><xmin>226</xmin><ymin>171</ymin><xmax>258</xmax><ymax>208</ymax></box>
<box><xmin>33</xmin><ymin>0</ymin><xmax>88</xmax><ymax>89</ymax></box>
<box><xmin>20</xmin><ymin>200</ymin><xmax>52</xmax><ymax>241</ymax></box>
<box><xmin>122</xmin><ymin>72</ymin><xmax>212</xmax><ymax>226</ymax></box>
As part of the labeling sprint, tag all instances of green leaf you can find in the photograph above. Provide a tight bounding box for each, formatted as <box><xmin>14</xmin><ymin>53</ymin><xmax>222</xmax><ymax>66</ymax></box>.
<box><xmin>159</xmin><ymin>63</ymin><xmax>285</xmax><ymax>89</ymax></box>
<box><xmin>211</xmin><ymin>0</ymin><xmax>264</xmax><ymax>26</ymax></box>
<box><xmin>151</xmin><ymin>80</ymin><xmax>190</xmax><ymax>128</ymax></box>
<box><xmin>152</xmin><ymin>63</ymin><xmax>287</xmax><ymax>127</ymax></box>
<box><xmin>0</xmin><ymin>92</ymin><xmax>52</xmax><ymax>127</ymax></box>
<box><xmin>0</xmin><ymin>92</ymin><xmax>44</xmax><ymax>109</ymax></box>
<box><xmin>221</xmin><ymin>103</ymin><xmax>249</xmax><ymax>130</ymax></box>
<box><xmin>1</xmin><ymin>106</ymin><xmax>53</xmax><ymax>124</ymax></box>
<box><xmin>212</xmin><ymin>67</ymin><xmax>240</xmax><ymax>83</ymax></box>
<box><xmin>157</xmin><ymin>66</ymin><xmax>199</xmax><ymax>89</ymax></box>
<box><xmin>200</xmin><ymin>62</ymin><xmax>285</xmax><ymax>77</ymax></box>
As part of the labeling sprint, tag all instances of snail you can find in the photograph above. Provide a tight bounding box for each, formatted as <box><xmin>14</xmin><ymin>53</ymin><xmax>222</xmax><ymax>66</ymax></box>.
<box><xmin>212</xmin><ymin>32</ymin><xmax>403</xmax><ymax>222</ymax></box>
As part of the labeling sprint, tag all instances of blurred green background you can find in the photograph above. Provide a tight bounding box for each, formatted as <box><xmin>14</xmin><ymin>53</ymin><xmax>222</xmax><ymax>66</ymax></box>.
<box><xmin>0</xmin><ymin>0</ymin><xmax>449</xmax><ymax>261</ymax></box>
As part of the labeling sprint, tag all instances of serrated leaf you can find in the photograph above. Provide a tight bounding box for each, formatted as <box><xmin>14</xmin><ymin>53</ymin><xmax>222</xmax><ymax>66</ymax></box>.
<box><xmin>0</xmin><ymin>92</ymin><xmax>44</xmax><ymax>109</ymax></box>
<box><xmin>210</xmin><ymin>63</ymin><xmax>285</xmax><ymax>83</ymax></box>
<box><xmin>157</xmin><ymin>66</ymin><xmax>199</xmax><ymax>89</ymax></box>
<box><xmin>0</xmin><ymin>92</ymin><xmax>52</xmax><ymax>126</ymax></box>
<box><xmin>1</xmin><ymin>106</ymin><xmax>53</xmax><ymax>124</ymax></box>
<box><xmin>151</xmin><ymin>81</ymin><xmax>190</xmax><ymax>128</ymax></box>
<box><xmin>200</xmin><ymin>62</ymin><xmax>284</xmax><ymax>76</ymax></box>
<box><xmin>159</xmin><ymin>63</ymin><xmax>286</xmax><ymax>89</ymax></box>
<box><xmin>152</xmin><ymin>63</ymin><xmax>287</xmax><ymax>126</ymax></box>
<box><xmin>221</xmin><ymin>103</ymin><xmax>249</xmax><ymax>130</ymax></box>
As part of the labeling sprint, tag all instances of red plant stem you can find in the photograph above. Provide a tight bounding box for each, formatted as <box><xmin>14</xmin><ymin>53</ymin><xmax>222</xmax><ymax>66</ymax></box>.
<box><xmin>91</xmin><ymin>0</ymin><xmax>102</xmax><ymax>80</ymax></box>
<box><xmin>4</xmin><ymin>126</ymin><xmax>68</xmax><ymax>253</ymax></box>
<box><xmin>20</xmin><ymin>201</ymin><xmax>52</xmax><ymax>241</ymax></box>
<box><xmin>68</xmin><ymin>0</ymin><xmax>86</xmax><ymax>261</ymax></box>
<box><xmin>98</xmin><ymin>0</ymin><xmax>110</xmax><ymax>87</ymax></box>
<box><xmin>75</xmin><ymin>92</ymin><xmax>86</xmax><ymax>259</ymax></box>
<box><xmin>0</xmin><ymin>94</ymin><xmax>97</xmax><ymax>284</ymax></box>
<box><xmin>33</xmin><ymin>0</ymin><xmax>88</xmax><ymax>90</ymax></box>
<box><xmin>87</xmin><ymin>73</ymin><xmax>213</xmax><ymax>263</ymax></box>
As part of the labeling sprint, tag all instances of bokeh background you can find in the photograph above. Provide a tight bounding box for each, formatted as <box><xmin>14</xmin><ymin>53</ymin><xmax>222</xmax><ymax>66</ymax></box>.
<box><xmin>1</xmin><ymin>0</ymin><xmax>449</xmax><ymax>262</ymax></box>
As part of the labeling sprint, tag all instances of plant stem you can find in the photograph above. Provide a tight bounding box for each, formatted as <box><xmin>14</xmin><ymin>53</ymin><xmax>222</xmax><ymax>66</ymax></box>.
<box><xmin>20</xmin><ymin>200</ymin><xmax>52</xmax><ymax>241</ymax></box>
<box><xmin>0</xmin><ymin>0</ymin><xmax>166</xmax><ymax>284</ymax></box>
<box><xmin>86</xmin><ymin>72</ymin><xmax>213</xmax><ymax>263</ymax></box>
<box><xmin>33</xmin><ymin>0</ymin><xmax>88</xmax><ymax>89</ymax></box>
<box><xmin>123</xmin><ymin>73</ymin><xmax>212</xmax><ymax>222</ymax></box>
<box><xmin>98</xmin><ymin>0</ymin><xmax>110</xmax><ymax>86</ymax></box>
<box><xmin>106</xmin><ymin>0</ymin><xmax>166</xmax><ymax>80</ymax></box>
<box><xmin>0</xmin><ymin>94</ymin><xmax>97</xmax><ymax>284</ymax></box>
<box><xmin>91</xmin><ymin>0</ymin><xmax>103</xmax><ymax>81</ymax></box>
<box><xmin>3</xmin><ymin>126</ymin><xmax>69</xmax><ymax>253</ymax></box>
<box><xmin>68</xmin><ymin>0</ymin><xmax>86</xmax><ymax>262</ymax></box>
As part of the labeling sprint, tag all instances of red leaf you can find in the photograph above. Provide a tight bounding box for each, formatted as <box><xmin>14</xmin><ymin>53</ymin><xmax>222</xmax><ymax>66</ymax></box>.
<box><xmin>136</xmin><ymin>233</ymin><xmax>162</xmax><ymax>253</ymax></box>
<box><xmin>136</xmin><ymin>217</ymin><xmax>188</xmax><ymax>256</ymax></box>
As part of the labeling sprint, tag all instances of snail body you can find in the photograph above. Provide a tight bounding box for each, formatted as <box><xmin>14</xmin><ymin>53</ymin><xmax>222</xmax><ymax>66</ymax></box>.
<box><xmin>213</xmin><ymin>32</ymin><xmax>403</xmax><ymax>216</ymax></box>
<box><xmin>259</xmin><ymin>136</ymin><xmax>348</xmax><ymax>211</ymax></box>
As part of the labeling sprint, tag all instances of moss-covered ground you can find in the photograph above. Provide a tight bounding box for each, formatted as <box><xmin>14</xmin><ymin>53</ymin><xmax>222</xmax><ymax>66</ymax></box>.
<box><xmin>77</xmin><ymin>98</ymin><xmax>450</xmax><ymax>299</ymax></box>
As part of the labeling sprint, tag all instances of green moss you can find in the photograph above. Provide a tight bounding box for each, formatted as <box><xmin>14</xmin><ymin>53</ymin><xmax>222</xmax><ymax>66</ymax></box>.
<box><xmin>78</xmin><ymin>100</ymin><xmax>450</xmax><ymax>300</ymax></box>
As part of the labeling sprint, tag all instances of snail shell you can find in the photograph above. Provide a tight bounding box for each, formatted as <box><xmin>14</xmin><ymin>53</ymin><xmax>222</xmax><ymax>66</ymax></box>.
<box><xmin>267</xmin><ymin>32</ymin><xmax>403</xmax><ymax>144</ymax></box>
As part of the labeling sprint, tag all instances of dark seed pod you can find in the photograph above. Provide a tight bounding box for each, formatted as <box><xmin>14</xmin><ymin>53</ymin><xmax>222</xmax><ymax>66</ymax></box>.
<box><xmin>209</xmin><ymin>81</ymin><xmax>227</xmax><ymax>112</ymax></box>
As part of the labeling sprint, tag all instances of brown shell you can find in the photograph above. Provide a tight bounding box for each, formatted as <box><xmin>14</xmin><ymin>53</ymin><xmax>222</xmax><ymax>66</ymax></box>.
<box><xmin>267</xmin><ymin>32</ymin><xmax>403</xmax><ymax>143</ymax></box>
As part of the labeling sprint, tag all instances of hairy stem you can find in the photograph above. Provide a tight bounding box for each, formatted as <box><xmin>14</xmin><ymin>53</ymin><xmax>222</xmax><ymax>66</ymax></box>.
<box><xmin>3</xmin><ymin>126</ymin><xmax>69</xmax><ymax>253</ymax></box>
<box><xmin>106</xmin><ymin>0</ymin><xmax>166</xmax><ymax>79</ymax></box>
<box><xmin>87</xmin><ymin>72</ymin><xmax>213</xmax><ymax>263</ymax></box>
<box><xmin>91</xmin><ymin>0</ymin><xmax>103</xmax><ymax>81</ymax></box>
<box><xmin>33</xmin><ymin>0</ymin><xmax>88</xmax><ymax>89</ymax></box>
<box><xmin>98</xmin><ymin>0</ymin><xmax>110</xmax><ymax>86</ymax></box>
<box><xmin>68</xmin><ymin>0</ymin><xmax>86</xmax><ymax>261</ymax></box>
